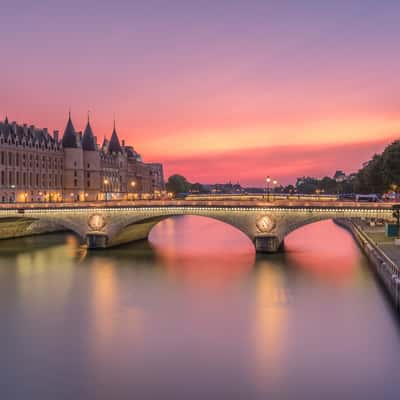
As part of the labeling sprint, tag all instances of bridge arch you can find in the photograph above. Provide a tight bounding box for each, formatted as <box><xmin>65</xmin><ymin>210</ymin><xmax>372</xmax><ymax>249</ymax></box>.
<box><xmin>0</xmin><ymin>215</ymin><xmax>88</xmax><ymax>242</ymax></box>
<box><xmin>106</xmin><ymin>213</ymin><xmax>256</xmax><ymax>249</ymax></box>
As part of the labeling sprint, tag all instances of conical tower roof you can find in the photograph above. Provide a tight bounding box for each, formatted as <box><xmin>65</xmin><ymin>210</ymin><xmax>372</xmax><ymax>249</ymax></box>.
<box><xmin>61</xmin><ymin>112</ymin><xmax>80</xmax><ymax>148</ymax></box>
<box><xmin>108</xmin><ymin>121</ymin><xmax>122</xmax><ymax>153</ymax></box>
<box><xmin>82</xmin><ymin>115</ymin><xmax>97</xmax><ymax>151</ymax></box>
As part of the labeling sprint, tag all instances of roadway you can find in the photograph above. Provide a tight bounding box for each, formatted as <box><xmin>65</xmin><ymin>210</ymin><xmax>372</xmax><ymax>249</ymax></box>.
<box><xmin>0</xmin><ymin>199</ymin><xmax>396</xmax><ymax>211</ymax></box>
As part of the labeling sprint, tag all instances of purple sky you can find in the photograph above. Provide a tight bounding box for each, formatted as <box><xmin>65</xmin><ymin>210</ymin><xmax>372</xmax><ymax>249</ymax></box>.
<box><xmin>1</xmin><ymin>0</ymin><xmax>400</xmax><ymax>184</ymax></box>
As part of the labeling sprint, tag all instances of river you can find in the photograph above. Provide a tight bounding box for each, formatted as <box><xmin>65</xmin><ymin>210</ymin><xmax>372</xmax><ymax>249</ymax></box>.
<box><xmin>0</xmin><ymin>216</ymin><xmax>399</xmax><ymax>399</ymax></box>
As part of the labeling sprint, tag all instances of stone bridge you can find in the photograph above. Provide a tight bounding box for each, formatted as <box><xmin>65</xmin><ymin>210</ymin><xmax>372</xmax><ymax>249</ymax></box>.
<box><xmin>0</xmin><ymin>201</ymin><xmax>394</xmax><ymax>252</ymax></box>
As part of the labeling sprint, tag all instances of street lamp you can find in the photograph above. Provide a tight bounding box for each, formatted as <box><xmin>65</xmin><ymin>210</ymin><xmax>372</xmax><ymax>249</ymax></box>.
<box><xmin>266</xmin><ymin>176</ymin><xmax>271</xmax><ymax>201</ymax></box>
<box><xmin>266</xmin><ymin>177</ymin><xmax>278</xmax><ymax>201</ymax></box>
<box><xmin>103</xmin><ymin>178</ymin><xmax>109</xmax><ymax>204</ymax></box>
<box><xmin>130</xmin><ymin>180</ymin><xmax>136</xmax><ymax>200</ymax></box>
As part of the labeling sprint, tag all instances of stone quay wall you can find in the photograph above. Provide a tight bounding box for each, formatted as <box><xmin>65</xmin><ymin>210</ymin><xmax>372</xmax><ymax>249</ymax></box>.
<box><xmin>335</xmin><ymin>218</ymin><xmax>400</xmax><ymax>310</ymax></box>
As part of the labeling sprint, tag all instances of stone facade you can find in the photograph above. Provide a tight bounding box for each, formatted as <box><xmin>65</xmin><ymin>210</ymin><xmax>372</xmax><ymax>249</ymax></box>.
<box><xmin>0</xmin><ymin>115</ymin><xmax>164</xmax><ymax>202</ymax></box>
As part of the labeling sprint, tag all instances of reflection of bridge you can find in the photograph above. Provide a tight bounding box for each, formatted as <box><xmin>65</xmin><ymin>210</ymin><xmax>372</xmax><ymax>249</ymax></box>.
<box><xmin>0</xmin><ymin>200</ymin><xmax>394</xmax><ymax>252</ymax></box>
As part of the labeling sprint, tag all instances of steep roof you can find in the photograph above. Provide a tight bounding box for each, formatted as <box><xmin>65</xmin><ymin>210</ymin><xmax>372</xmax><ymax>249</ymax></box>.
<box><xmin>0</xmin><ymin>118</ymin><xmax>59</xmax><ymax>147</ymax></box>
<box><xmin>108</xmin><ymin>123</ymin><xmax>122</xmax><ymax>153</ymax></box>
<box><xmin>82</xmin><ymin>119</ymin><xmax>97</xmax><ymax>151</ymax></box>
<box><xmin>61</xmin><ymin>113</ymin><xmax>80</xmax><ymax>148</ymax></box>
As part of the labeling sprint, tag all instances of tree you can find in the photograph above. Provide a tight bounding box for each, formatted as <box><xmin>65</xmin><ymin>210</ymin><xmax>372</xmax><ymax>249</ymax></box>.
<box><xmin>381</xmin><ymin>141</ymin><xmax>400</xmax><ymax>190</ymax></box>
<box><xmin>166</xmin><ymin>175</ymin><xmax>191</xmax><ymax>194</ymax></box>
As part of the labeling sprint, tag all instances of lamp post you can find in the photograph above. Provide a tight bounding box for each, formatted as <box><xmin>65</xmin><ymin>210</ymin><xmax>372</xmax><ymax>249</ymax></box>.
<box><xmin>130</xmin><ymin>180</ymin><xmax>136</xmax><ymax>201</ymax></box>
<box><xmin>393</xmin><ymin>204</ymin><xmax>400</xmax><ymax>240</ymax></box>
<box><xmin>266</xmin><ymin>177</ymin><xmax>278</xmax><ymax>201</ymax></box>
<box><xmin>103</xmin><ymin>178</ymin><xmax>109</xmax><ymax>204</ymax></box>
<box><xmin>266</xmin><ymin>176</ymin><xmax>271</xmax><ymax>201</ymax></box>
<box><xmin>272</xmin><ymin>179</ymin><xmax>278</xmax><ymax>200</ymax></box>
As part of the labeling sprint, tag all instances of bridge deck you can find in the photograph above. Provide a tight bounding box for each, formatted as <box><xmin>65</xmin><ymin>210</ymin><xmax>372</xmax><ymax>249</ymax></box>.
<box><xmin>0</xmin><ymin>200</ymin><xmax>395</xmax><ymax>211</ymax></box>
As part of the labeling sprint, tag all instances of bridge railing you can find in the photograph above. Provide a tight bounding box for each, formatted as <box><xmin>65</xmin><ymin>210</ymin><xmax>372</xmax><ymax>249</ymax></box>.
<box><xmin>0</xmin><ymin>199</ymin><xmax>396</xmax><ymax>210</ymax></box>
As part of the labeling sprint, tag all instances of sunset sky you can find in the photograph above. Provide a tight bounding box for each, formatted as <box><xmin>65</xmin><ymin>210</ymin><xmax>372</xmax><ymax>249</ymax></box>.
<box><xmin>1</xmin><ymin>0</ymin><xmax>399</xmax><ymax>185</ymax></box>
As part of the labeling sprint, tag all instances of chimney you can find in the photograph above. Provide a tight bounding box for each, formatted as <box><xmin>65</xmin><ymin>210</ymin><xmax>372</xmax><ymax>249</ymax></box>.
<box><xmin>53</xmin><ymin>130</ymin><xmax>59</xmax><ymax>142</ymax></box>
<box><xmin>122</xmin><ymin>139</ymin><xmax>125</xmax><ymax>147</ymax></box>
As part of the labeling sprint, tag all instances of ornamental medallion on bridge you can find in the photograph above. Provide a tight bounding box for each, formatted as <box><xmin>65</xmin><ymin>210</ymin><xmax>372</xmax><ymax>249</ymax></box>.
<box><xmin>256</xmin><ymin>215</ymin><xmax>275</xmax><ymax>233</ymax></box>
<box><xmin>88</xmin><ymin>213</ymin><xmax>106</xmax><ymax>232</ymax></box>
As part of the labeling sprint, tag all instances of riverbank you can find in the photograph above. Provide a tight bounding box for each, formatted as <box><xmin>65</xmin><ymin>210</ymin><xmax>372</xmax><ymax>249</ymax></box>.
<box><xmin>335</xmin><ymin>218</ymin><xmax>400</xmax><ymax>310</ymax></box>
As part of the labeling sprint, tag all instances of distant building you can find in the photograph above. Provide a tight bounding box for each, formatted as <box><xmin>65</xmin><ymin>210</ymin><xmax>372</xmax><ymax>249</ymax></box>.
<box><xmin>333</xmin><ymin>170</ymin><xmax>346</xmax><ymax>183</ymax></box>
<box><xmin>209</xmin><ymin>182</ymin><xmax>244</xmax><ymax>194</ymax></box>
<box><xmin>0</xmin><ymin>114</ymin><xmax>164</xmax><ymax>202</ymax></box>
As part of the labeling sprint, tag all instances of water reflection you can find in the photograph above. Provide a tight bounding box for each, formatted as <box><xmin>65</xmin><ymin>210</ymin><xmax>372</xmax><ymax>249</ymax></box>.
<box><xmin>284</xmin><ymin>220</ymin><xmax>368</xmax><ymax>284</ymax></box>
<box><xmin>0</xmin><ymin>216</ymin><xmax>400</xmax><ymax>399</ymax></box>
<box><xmin>149</xmin><ymin>215</ymin><xmax>255</xmax><ymax>289</ymax></box>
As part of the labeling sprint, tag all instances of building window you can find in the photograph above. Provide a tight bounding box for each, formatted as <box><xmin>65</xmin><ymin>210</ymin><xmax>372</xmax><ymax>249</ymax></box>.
<box><xmin>74</xmin><ymin>179</ymin><xmax>78</xmax><ymax>187</ymax></box>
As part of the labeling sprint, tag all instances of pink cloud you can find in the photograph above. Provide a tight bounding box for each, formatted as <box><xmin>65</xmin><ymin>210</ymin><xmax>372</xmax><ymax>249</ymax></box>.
<box><xmin>161</xmin><ymin>136</ymin><xmax>397</xmax><ymax>186</ymax></box>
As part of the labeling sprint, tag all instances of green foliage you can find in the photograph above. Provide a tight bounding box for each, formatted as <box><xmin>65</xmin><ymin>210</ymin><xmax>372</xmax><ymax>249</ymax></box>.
<box><xmin>354</xmin><ymin>140</ymin><xmax>400</xmax><ymax>194</ymax></box>
<box><xmin>166</xmin><ymin>175</ymin><xmax>191</xmax><ymax>194</ymax></box>
<box><xmin>165</xmin><ymin>175</ymin><xmax>205</xmax><ymax>194</ymax></box>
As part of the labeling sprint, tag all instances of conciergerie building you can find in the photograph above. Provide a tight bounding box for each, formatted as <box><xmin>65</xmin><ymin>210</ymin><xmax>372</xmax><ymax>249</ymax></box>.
<box><xmin>0</xmin><ymin>114</ymin><xmax>164</xmax><ymax>203</ymax></box>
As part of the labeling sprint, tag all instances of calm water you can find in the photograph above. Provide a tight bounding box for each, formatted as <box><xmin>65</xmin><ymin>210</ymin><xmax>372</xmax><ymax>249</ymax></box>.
<box><xmin>1</xmin><ymin>217</ymin><xmax>400</xmax><ymax>399</ymax></box>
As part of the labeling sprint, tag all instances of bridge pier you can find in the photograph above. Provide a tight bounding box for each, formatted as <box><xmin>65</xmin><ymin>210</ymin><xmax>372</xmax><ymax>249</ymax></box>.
<box><xmin>254</xmin><ymin>235</ymin><xmax>283</xmax><ymax>253</ymax></box>
<box><xmin>86</xmin><ymin>234</ymin><xmax>108</xmax><ymax>249</ymax></box>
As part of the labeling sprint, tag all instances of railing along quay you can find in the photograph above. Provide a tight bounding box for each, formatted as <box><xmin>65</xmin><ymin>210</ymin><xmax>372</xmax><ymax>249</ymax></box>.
<box><xmin>335</xmin><ymin>218</ymin><xmax>400</xmax><ymax>309</ymax></box>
